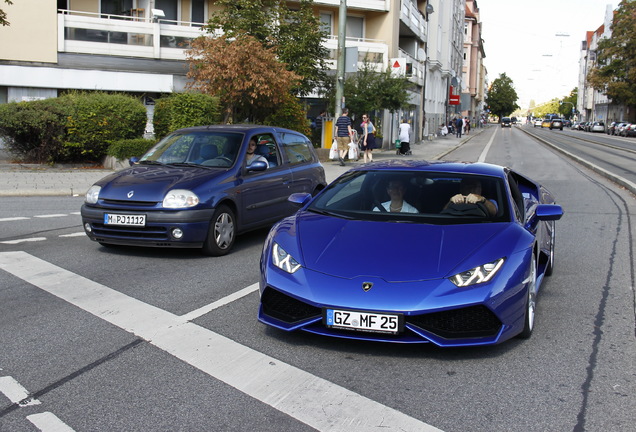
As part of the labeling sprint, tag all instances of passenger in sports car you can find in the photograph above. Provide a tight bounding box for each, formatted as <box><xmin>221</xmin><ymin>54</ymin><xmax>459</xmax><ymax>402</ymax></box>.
<box><xmin>446</xmin><ymin>178</ymin><xmax>497</xmax><ymax>216</ymax></box>
<box><xmin>372</xmin><ymin>179</ymin><xmax>419</xmax><ymax>213</ymax></box>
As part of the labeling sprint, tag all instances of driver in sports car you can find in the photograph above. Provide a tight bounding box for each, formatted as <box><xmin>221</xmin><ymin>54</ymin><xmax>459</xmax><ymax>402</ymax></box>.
<box><xmin>446</xmin><ymin>178</ymin><xmax>497</xmax><ymax>216</ymax></box>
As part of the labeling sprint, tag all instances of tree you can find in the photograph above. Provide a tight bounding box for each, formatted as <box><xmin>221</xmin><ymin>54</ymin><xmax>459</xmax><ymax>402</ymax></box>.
<box><xmin>323</xmin><ymin>60</ymin><xmax>412</xmax><ymax>116</ymax></box>
<box><xmin>558</xmin><ymin>88</ymin><xmax>578</xmax><ymax>119</ymax></box>
<box><xmin>185</xmin><ymin>34</ymin><xmax>300</xmax><ymax>124</ymax></box>
<box><xmin>485</xmin><ymin>73</ymin><xmax>519</xmax><ymax>121</ymax></box>
<box><xmin>205</xmin><ymin>0</ymin><xmax>328</xmax><ymax>96</ymax></box>
<box><xmin>1</xmin><ymin>0</ymin><xmax>13</xmax><ymax>26</ymax></box>
<box><xmin>587</xmin><ymin>0</ymin><xmax>636</xmax><ymax>107</ymax></box>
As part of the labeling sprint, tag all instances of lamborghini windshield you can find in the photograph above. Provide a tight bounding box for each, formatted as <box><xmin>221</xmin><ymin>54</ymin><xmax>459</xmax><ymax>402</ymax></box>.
<box><xmin>307</xmin><ymin>170</ymin><xmax>510</xmax><ymax>224</ymax></box>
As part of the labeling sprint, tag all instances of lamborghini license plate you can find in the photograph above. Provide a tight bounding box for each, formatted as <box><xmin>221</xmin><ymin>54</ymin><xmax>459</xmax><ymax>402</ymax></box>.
<box><xmin>324</xmin><ymin>308</ymin><xmax>403</xmax><ymax>334</ymax></box>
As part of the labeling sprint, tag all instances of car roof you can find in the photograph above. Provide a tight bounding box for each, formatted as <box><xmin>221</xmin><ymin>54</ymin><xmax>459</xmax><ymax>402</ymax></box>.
<box><xmin>346</xmin><ymin>159</ymin><xmax>507</xmax><ymax>178</ymax></box>
<box><xmin>174</xmin><ymin>124</ymin><xmax>301</xmax><ymax>135</ymax></box>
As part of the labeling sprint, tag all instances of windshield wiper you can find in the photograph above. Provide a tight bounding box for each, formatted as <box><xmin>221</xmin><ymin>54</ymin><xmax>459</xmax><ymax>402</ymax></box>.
<box><xmin>138</xmin><ymin>160</ymin><xmax>164</xmax><ymax>165</ymax></box>
<box><xmin>169</xmin><ymin>162</ymin><xmax>213</xmax><ymax>169</ymax></box>
<box><xmin>307</xmin><ymin>208</ymin><xmax>355</xmax><ymax>220</ymax></box>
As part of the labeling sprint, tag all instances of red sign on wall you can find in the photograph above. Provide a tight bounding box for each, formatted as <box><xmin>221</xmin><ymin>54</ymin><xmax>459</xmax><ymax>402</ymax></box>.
<box><xmin>449</xmin><ymin>85</ymin><xmax>460</xmax><ymax>105</ymax></box>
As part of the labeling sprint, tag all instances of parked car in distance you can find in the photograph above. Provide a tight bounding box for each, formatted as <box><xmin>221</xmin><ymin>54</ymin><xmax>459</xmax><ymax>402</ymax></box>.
<box><xmin>550</xmin><ymin>118</ymin><xmax>564</xmax><ymax>130</ymax></box>
<box><xmin>501</xmin><ymin>117</ymin><xmax>512</xmax><ymax>128</ymax></box>
<box><xmin>81</xmin><ymin>124</ymin><xmax>327</xmax><ymax>256</ymax></box>
<box><xmin>541</xmin><ymin>119</ymin><xmax>552</xmax><ymax>128</ymax></box>
<box><xmin>571</xmin><ymin>121</ymin><xmax>581</xmax><ymax>130</ymax></box>
<box><xmin>534</xmin><ymin>118</ymin><xmax>543</xmax><ymax>127</ymax></box>
<box><xmin>622</xmin><ymin>123</ymin><xmax>636</xmax><ymax>137</ymax></box>
<box><xmin>606</xmin><ymin>121</ymin><xmax>623</xmax><ymax>135</ymax></box>
<box><xmin>590</xmin><ymin>121</ymin><xmax>605</xmax><ymax>133</ymax></box>
<box><xmin>615</xmin><ymin>122</ymin><xmax>629</xmax><ymax>136</ymax></box>
<box><xmin>258</xmin><ymin>161</ymin><xmax>563</xmax><ymax>346</ymax></box>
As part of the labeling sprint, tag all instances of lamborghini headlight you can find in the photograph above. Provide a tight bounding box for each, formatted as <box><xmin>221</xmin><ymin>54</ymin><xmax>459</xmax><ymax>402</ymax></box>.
<box><xmin>450</xmin><ymin>258</ymin><xmax>505</xmax><ymax>287</ymax></box>
<box><xmin>163</xmin><ymin>189</ymin><xmax>199</xmax><ymax>208</ymax></box>
<box><xmin>272</xmin><ymin>242</ymin><xmax>301</xmax><ymax>274</ymax></box>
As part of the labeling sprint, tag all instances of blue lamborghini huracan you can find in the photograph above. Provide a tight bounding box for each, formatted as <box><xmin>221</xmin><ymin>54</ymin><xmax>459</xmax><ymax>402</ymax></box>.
<box><xmin>258</xmin><ymin>161</ymin><xmax>563</xmax><ymax>347</ymax></box>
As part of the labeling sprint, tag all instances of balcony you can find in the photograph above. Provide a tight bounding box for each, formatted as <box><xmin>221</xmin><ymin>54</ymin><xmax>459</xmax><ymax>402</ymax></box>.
<box><xmin>310</xmin><ymin>0</ymin><xmax>389</xmax><ymax>12</ymax></box>
<box><xmin>400</xmin><ymin>1</ymin><xmax>427</xmax><ymax>42</ymax></box>
<box><xmin>57</xmin><ymin>9</ymin><xmax>207</xmax><ymax>60</ymax></box>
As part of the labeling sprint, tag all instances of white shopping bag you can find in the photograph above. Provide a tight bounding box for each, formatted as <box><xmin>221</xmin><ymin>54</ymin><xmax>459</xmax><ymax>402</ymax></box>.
<box><xmin>348</xmin><ymin>141</ymin><xmax>358</xmax><ymax>160</ymax></box>
<box><xmin>329</xmin><ymin>139</ymin><xmax>339</xmax><ymax>160</ymax></box>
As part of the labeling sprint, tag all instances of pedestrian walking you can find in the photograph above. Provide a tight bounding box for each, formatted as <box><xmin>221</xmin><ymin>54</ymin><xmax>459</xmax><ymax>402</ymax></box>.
<box><xmin>334</xmin><ymin>108</ymin><xmax>353</xmax><ymax>166</ymax></box>
<box><xmin>455</xmin><ymin>117</ymin><xmax>463</xmax><ymax>138</ymax></box>
<box><xmin>360</xmin><ymin>113</ymin><xmax>377</xmax><ymax>163</ymax></box>
<box><xmin>398</xmin><ymin>118</ymin><xmax>411</xmax><ymax>155</ymax></box>
<box><xmin>464</xmin><ymin>117</ymin><xmax>470</xmax><ymax>135</ymax></box>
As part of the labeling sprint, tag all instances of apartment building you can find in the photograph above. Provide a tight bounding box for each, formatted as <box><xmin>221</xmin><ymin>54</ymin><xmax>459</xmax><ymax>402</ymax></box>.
<box><xmin>461</xmin><ymin>0</ymin><xmax>485</xmax><ymax>125</ymax></box>
<box><xmin>423</xmin><ymin>0</ymin><xmax>466</xmax><ymax>136</ymax></box>
<box><xmin>577</xmin><ymin>4</ymin><xmax>629</xmax><ymax>124</ymax></box>
<box><xmin>0</xmin><ymin>1</ymin><xmax>464</xmax><ymax>146</ymax></box>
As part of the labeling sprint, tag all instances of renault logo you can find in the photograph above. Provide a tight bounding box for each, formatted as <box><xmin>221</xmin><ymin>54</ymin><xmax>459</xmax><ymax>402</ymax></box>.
<box><xmin>362</xmin><ymin>282</ymin><xmax>373</xmax><ymax>292</ymax></box>
<box><xmin>127</xmin><ymin>191</ymin><xmax>134</xmax><ymax>198</ymax></box>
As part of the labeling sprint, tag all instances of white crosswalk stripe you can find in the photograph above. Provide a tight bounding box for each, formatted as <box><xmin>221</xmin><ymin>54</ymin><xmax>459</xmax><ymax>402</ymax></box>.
<box><xmin>0</xmin><ymin>251</ymin><xmax>442</xmax><ymax>432</ymax></box>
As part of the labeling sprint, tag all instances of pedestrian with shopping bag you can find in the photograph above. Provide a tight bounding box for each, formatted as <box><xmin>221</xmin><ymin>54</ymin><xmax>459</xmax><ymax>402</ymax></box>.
<box><xmin>334</xmin><ymin>108</ymin><xmax>353</xmax><ymax>166</ymax></box>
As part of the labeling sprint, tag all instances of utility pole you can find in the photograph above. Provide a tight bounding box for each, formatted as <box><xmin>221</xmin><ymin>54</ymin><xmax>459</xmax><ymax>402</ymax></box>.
<box><xmin>334</xmin><ymin>0</ymin><xmax>347</xmax><ymax>118</ymax></box>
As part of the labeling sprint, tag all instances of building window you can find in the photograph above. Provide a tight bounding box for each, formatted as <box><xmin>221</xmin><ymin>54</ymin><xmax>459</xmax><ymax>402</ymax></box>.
<box><xmin>191</xmin><ymin>0</ymin><xmax>205</xmax><ymax>25</ymax></box>
<box><xmin>155</xmin><ymin>0</ymin><xmax>178</xmax><ymax>21</ymax></box>
<box><xmin>347</xmin><ymin>16</ymin><xmax>364</xmax><ymax>39</ymax></box>
<box><xmin>320</xmin><ymin>13</ymin><xmax>332</xmax><ymax>35</ymax></box>
<box><xmin>101</xmin><ymin>0</ymin><xmax>133</xmax><ymax>16</ymax></box>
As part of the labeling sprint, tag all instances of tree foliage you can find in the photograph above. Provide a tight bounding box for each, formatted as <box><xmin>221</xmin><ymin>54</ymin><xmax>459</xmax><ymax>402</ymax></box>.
<box><xmin>0</xmin><ymin>0</ymin><xmax>12</xmax><ymax>26</ymax></box>
<box><xmin>186</xmin><ymin>34</ymin><xmax>300</xmax><ymax>124</ymax></box>
<box><xmin>153</xmin><ymin>92</ymin><xmax>220</xmax><ymax>139</ymax></box>
<box><xmin>587</xmin><ymin>0</ymin><xmax>636</xmax><ymax>106</ymax></box>
<box><xmin>323</xmin><ymin>60</ymin><xmax>412</xmax><ymax>117</ymax></box>
<box><xmin>558</xmin><ymin>88</ymin><xmax>578</xmax><ymax>119</ymax></box>
<box><xmin>204</xmin><ymin>0</ymin><xmax>328</xmax><ymax>96</ymax></box>
<box><xmin>485</xmin><ymin>73</ymin><xmax>520</xmax><ymax>120</ymax></box>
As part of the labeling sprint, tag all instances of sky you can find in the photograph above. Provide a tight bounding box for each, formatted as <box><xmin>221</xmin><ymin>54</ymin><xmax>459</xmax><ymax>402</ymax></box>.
<box><xmin>476</xmin><ymin>0</ymin><xmax>615</xmax><ymax>110</ymax></box>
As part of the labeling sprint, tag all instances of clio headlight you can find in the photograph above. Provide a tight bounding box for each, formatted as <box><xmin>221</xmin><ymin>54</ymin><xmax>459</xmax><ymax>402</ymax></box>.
<box><xmin>86</xmin><ymin>185</ymin><xmax>101</xmax><ymax>204</ymax></box>
<box><xmin>450</xmin><ymin>258</ymin><xmax>505</xmax><ymax>287</ymax></box>
<box><xmin>163</xmin><ymin>189</ymin><xmax>200</xmax><ymax>208</ymax></box>
<box><xmin>272</xmin><ymin>243</ymin><xmax>301</xmax><ymax>274</ymax></box>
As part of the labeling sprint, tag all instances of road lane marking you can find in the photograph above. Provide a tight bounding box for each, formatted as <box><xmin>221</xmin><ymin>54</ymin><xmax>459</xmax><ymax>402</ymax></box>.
<box><xmin>0</xmin><ymin>217</ymin><xmax>30</xmax><ymax>222</ymax></box>
<box><xmin>0</xmin><ymin>237</ymin><xmax>47</xmax><ymax>245</ymax></box>
<box><xmin>34</xmin><ymin>214</ymin><xmax>69</xmax><ymax>218</ymax></box>
<box><xmin>180</xmin><ymin>283</ymin><xmax>259</xmax><ymax>321</ymax></box>
<box><xmin>59</xmin><ymin>233</ymin><xmax>86</xmax><ymax>238</ymax></box>
<box><xmin>478</xmin><ymin>126</ymin><xmax>497</xmax><ymax>163</ymax></box>
<box><xmin>27</xmin><ymin>412</ymin><xmax>76</xmax><ymax>432</ymax></box>
<box><xmin>0</xmin><ymin>376</ymin><xmax>41</xmax><ymax>406</ymax></box>
<box><xmin>0</xmin><ymin>251</ymin><xmax>442</xmax><ymax>432</ymax></box>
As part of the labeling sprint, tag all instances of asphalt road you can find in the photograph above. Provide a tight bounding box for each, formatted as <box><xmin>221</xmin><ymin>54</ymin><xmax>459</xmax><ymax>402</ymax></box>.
<box><xmin>0</xmin><ymin>126</ymin><xmax>634</xmax><ymax>432</ymax></box>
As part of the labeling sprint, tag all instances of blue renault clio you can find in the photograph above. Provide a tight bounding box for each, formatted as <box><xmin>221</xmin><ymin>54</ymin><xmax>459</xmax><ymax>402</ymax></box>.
<box><xmin>81</xmin><ymin>125</ymin><xmax>326</xmax><ymax>255</ymax></box>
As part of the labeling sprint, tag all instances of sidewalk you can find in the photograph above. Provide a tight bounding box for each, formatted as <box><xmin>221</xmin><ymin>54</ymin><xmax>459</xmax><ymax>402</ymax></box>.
<box><xmin>0</xmin><ymin>129</ymin><xmax>484</xmax><ymax>197</ymax></box>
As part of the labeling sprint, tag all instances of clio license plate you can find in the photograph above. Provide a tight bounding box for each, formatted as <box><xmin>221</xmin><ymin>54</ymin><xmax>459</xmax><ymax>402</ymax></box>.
<box><xmin>104</xmin><ymin>213</ymin><xmax>146</xmax><ymax>226</ymax></box>
<box><xmin>324</xmin><ymin>308</ymin><xmax>403</xmax><ymax>334</ymax></box>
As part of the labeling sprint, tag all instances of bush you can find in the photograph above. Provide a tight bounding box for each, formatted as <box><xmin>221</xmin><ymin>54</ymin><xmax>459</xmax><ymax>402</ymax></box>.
<box><xmin>0</xmin><ymin>92</ymin><xmax>147</xmax><ymax>163</ymax></box>
<box><xmin>0</xmin><ymin>98</ymin><xmax>71</xmax><ymax>163</ymax></box>
<box><xmin>262</xmin><ymin>93</ymin><xmax>311</xmax><ymax>137</ymax></box>
<box><xmin>61</xmin><ymin>92</ymin><xmax>147</xmax><ymax>162</ymax></box>
<box><xmin>153</xmin><ymin>92</ymin><xmax>221</xmax><ymax>139</ymax></box>
<box><xmin>107</xmin><ymin>138</ymin><xmax>157</xmax><ymax>160</ymax></box>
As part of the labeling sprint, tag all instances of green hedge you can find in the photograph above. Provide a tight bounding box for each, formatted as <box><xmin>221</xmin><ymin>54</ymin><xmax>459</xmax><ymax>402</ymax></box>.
<box><xmin>107</xmin><ymin>138</ymin><xmax>157</xmax><ymax>160</ymax></box>
<box><xmin>62</xmin><ymin>92</ymin><xmax>147</xmax><ymax>162</ymax></box>
<box><xmin>263</xmin><ymin>92</ymin><xmax>312</xmax><ymax>138</ymax></box>
<box><xmin>153</xmin><ymin>92</ymin><xmax>221</xmax><ymax>139</ymax></box>
<box><xmin>0</xmin><ymin>98</ymin><xmax>70</xmax><ymax>163</ymax></box>
<box><xmin>0</xmin><ymin>92</ymin><xmax>146</xmax><ymax>163</ymax></box>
